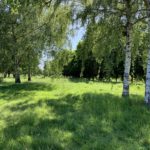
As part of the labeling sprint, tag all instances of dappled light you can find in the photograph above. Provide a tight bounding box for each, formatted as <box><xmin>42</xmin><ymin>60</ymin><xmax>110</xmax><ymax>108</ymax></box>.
<box><xmin>0</xmin><ymin>78</ymin><xmax>149</xmax><ymax>149</ymax></box>
<box><xmin>1</xmin><ymin>0</ymin><xmax>150</xmax><ymax>149</ymax></box>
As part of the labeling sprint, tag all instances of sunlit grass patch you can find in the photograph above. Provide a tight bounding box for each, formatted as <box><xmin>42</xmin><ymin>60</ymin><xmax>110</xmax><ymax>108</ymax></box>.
<box><xmin>0</xmin><ymin>77</ymin><xmax>149</xmax><ymax>149</ymax></box>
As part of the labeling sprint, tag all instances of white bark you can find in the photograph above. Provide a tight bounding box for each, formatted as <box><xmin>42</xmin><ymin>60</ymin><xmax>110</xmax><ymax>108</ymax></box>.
<box><xmin>145</xmin><ymin>49</ymin><xmax>150</xmax><ymax>104</ymax></box>
<box><xmin>122</xmin><ymin>32</ymin><xmax>131</xmax><ymax>96</ymax></box>
<box><xmin>122</xmin><ymin>1</ymin><xmax>132</xmax><ymax>97</ymax></box>
<box><xmin>145</xmin><ymin>8</ymin><xmax>150</xmax><ymax>104</ymax></box>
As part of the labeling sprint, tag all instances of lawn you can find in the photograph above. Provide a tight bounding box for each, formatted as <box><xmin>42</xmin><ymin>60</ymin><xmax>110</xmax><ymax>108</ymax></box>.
<box><xmin>0</xmin><ymin>77</ymin><xmax>149</xmax><ymax>150</ymax></box>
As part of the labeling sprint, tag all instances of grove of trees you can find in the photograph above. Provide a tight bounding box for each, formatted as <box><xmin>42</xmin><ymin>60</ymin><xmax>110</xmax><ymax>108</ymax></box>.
<box><xmin>0</xmin><ymin>0</ymin><xmax>71</xmax><ymax>82</ymax></box>
<box><xmin>1</xmin><ymin>0</ymin><xmax>150</xmax><ymax>105</ymax></box>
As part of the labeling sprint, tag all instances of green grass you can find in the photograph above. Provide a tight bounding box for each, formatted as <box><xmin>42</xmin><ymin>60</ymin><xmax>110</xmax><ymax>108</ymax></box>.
<box><xmin>0</xmin><ymin>77</ymin><xmax>149</xmax><ymax>150</ymax></box>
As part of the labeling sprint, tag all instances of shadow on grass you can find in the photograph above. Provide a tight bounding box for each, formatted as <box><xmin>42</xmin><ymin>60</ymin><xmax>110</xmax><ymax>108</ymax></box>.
<box><xmin>0</xmin><ymin>82</ymin><xmax>54</xmax><ymax>91</ymax></box>
<box><xmin>1</xmin><ymin>93</ymin><xmax>150</xmax><ymax>150</ymax></box>
<box><xmin>68</xmin><ymin>77</ymin><xmax>124</xmax><ymax>85</ymax></box>
<box><xmin>68</xmin><ymin>77</ymin><xmax>91</xmax><ymax>83</ymax></box>
<box><xmin>0</xmin><ymin>82</ymin><xmax>54</xmax><ymax>101</ymax></box>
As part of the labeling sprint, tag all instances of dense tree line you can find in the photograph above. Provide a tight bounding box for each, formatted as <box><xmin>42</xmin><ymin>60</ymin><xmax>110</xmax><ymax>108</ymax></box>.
<box><xmin>44</xmin><ymin>42</ymin><xmax>146</xmax><ymax>82</ymax></box>
<box><xmin>75</xmin><ymin>0</ymin><xmax>150</xmax><ymax>104</ymax></box>
<box><xmin>1</xmin><ymin>0</ymin><xmax>150</xmax><ymax>105</ymax></box>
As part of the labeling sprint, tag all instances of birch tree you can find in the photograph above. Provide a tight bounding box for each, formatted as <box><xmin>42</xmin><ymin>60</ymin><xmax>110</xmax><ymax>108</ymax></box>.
<box><xmin>75</xmin><ymin>0</ymin><xmax>145</xmax><ymax>97</ymax></box>
<box><xmin>0</xmin><ymin>0</ymin><xmax>71</xmax><ymax>83</ymax></box>
<box><xmin>143</xmin><ymin>0</ymin><xmax>150</xmax><ymax>104</ymax></box>
<box><xmin>122</xmin><ymin>0</ymin><xmax>132</xmax><ymax>96</ymax></box>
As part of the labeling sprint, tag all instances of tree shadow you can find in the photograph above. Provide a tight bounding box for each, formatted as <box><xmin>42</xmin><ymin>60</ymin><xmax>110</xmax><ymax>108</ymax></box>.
<box><xmin>0</xmin><ymin>82</ymin><xmax>54</xmax><ymax>101</ymax></box>
<box><xmin>1</xmin><ymin>93</ymin><xmax>150</xmax><ymax>149</ymax></box>
<box><xmin>68</xmin><ymin>77</ymin><xmax>124</xmax><ymax>85</ymax></box>
<box><xmin>0</xmin><ymin>82</ymin><xmax>54</xmax><ymax>92</ymax></box>
<box><xmin>67</xmin><ymin>77</ymin><xmax>90</xmax><ymax>83</ymax></box>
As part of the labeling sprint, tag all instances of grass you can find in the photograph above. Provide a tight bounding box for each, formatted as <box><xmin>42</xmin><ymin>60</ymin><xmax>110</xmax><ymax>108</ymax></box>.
<box><xmin>0</xmin><ymin>77</ymin><xmax>149</xmax><ymax>150</ymax></box>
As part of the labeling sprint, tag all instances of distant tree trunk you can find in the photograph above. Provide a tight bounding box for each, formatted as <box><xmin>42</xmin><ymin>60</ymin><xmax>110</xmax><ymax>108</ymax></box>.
<box><xmin>80</xmin><ymin>61</ymin><xmax>85</xmax><ymax>78</ymax></box>
<box><xmin>8</xmin><ymin>71</ymin><xmax>10</xmax><ymax>78</ymax></box>
<box><xmin>12</xmin><ymin>24</ymin><xmax>21</xmax><ymax>84</ymax></box>
<box><xmin>14</xmin><ymin>52</ymin><xmax>21</xmax><ymax>83</ymax></box>
<box><xmin>13</xmin><ymin>73</ymin><xmax>15</xmax><ymax>78</ymax></box>
<box><xmin>97</xmin><ymin>61</ymin><xmax>103</xmax><ymax>80</ymax></box>
<box><xmin>15</xmin><ymin>62</ymin><xmax>21</xmax><ymax>83</ymax></box>
<box><xmin>3</xmin><ymin>72</ymin><xmax>7</xmax><ymax>78</ymax></box>
<box><xmin>131</xmin><ymin>75</ymin><xmax>134</xmax><ymax>83</ymax></box>
<box><xmin>115</xmin><ymin>75</ymin><xmax>118</xmax><ymax>83</ymax></box>
<box><xmin>27</xmin><ymin>52</ymin><xmax>31</xmax><ymax>81</ymax></box>
<box><xmin>97</xmin><ymin>65</ymin><xmax>101</xmax><ymax>80</ymax></box>
<box><xmin>15</xmin><ymin>73</ymin><xmax>21</xmax><ymax>83</ymax></box>
<box><xmin>28</xmin><ymin>64</ymin><xmax>31</xmax><ymax>81</ymax></box>
<box><xmin>144</xmin><ymin>1</ymin><xmax>150</xmax><ymax>104</ymax></box>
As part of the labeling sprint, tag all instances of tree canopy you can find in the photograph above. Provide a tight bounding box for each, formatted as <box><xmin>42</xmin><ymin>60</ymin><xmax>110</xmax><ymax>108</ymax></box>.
<box><xmin>1</xmin><ymin>0</ymin><xmax>150</xmax><ymax>104</ymax></box>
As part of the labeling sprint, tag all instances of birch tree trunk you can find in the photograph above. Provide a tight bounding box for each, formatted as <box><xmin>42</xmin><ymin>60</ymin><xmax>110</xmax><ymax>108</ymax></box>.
<box><xmin>145</xmin><ymin>48</ymin><xmax>150</xmax><ymax>104</ymax></box>
<box><xmin>144</xmin><ymin>1</ymin><xmax>150</xmax><ymax>104</ymax></box>
<box><xmin>122</xmin><ymin>1</ymin><xmax>132</xmax><ymax>97</ymax></box>
<box><xmin>122</xmin><ymin>25</ymin><xmax>132</xmax><ymax>96</ymax></box>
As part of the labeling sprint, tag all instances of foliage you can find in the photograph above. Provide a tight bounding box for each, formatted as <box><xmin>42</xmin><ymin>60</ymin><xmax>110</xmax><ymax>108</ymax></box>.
<box><xmin>43</xmin><ymin>39</ymin><xmax>146</xmax><ymax>81</ymax></box>
<box><xmin>0</xmin><ymin>0</ymin><xmax>71</xmax><ymax>82</ymax></box>
<box><xmin>44</xmin><ymin>50</ymin><xmax>75</xmax><ymax>76</ymax></box>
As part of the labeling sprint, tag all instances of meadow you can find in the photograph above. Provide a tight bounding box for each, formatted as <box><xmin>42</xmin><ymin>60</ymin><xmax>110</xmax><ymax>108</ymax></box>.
<box><xmin>0</xmin><ymin>77</ymin><xmax>150</xmax><ymax>150</ymax></box>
